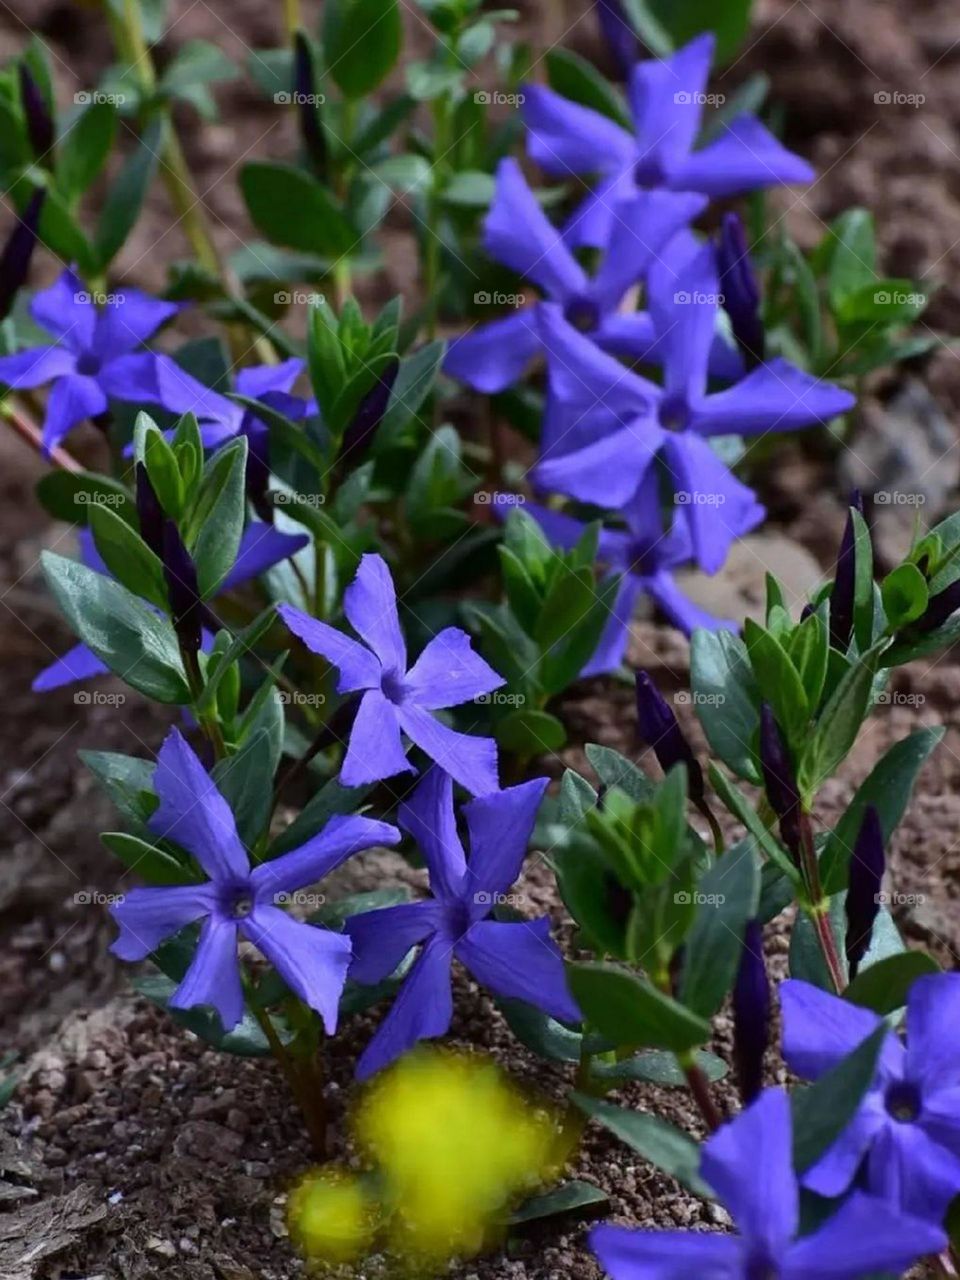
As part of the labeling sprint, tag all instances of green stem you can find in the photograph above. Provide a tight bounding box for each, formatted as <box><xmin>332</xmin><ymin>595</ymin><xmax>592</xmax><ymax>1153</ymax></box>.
<box><xmin>696</xmin><ymin>799</ymin><xmax>725</xmax><ymax>856</ymax></box>
<box><xmin>283</xmin><ymin>0</ymin><xmax>301</xmax><ymax>41</ymax></box>
<box><xmin>677</xmin><ymin>1050</ymin><xmax>722</xmax><ymax>1131</ymax></box>
<box><xmin>251</xmin><ymin>1002</ymin><xmax>328</xmax><ymax>1158</ymax></box>
<box><xmin>181</xmin><ymin>640</ymin><xmax>226</xmax><ymax>759</ymax></box>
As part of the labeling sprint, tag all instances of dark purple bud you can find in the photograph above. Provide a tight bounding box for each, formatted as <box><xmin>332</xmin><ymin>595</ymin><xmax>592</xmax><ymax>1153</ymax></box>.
<box><xmin>829</xmin><ymin>490</ymin><xmax>864</xmax><ymax>653</ymax></box>
<box><xmin>161</xmin><ymin>520</ymin><xmax>203</xmax><ymax>660</ymax></box>
<box><xmin>339</xmin><ymin>358</ymin><xmax>400</xmax><ymax>464</ymax></box>
<box><xmin>914</xmin><ymin>576</ymin><xmax>960</xmax><ymax>635</ymax></box>
<box><xmin>18</xmin><ymin>63</ymin><xmax>54</xmax><ymax>165</ymax></box>
<box><xmin>716</xmin><ymin>213</ymin><xmax>765</xmax><ymax>369</ymax></box>
<box><xmin>635</xmin><ymin>671</ymin><xmax>704</xmax><ymax>804</ymax></box>
<box><xmin>135</xmin><ymin>463</ymin><xmax>165</xmax><ymax>559</ymax></box>
<box><xmin>758</xmin><ymin>703</ymin><xmax>802</xmax><ymax>863</ymax></box>
<box><xmin>732</xmin><ymin>919</ymin><xmax>769</xmax><ymax>1104</ymax></box>
<box><xmin>799</xmin><ymin>602</ymin><xmax>816</xmax><ymax>623</ymax></box>
<box><xmin>595</xmin><ymin>0</ymin><xmax>639</xmax><ymax>76</ymax></box>
<box><xmin>242</xmin><ymin>418</ymin><xmax>272</xmax><ymax>522</ymax></box>
<box><xmin>293</xmin><ymin>31</ymin><xmax>328</xmax><ymax>180</ymax></box>
<box><xmin>0</xmin><ymin>187</ymin><xmax>43</xmax><ymax>322</ymax></box>
<box><xmin>844</xmin><ymin>804</ymin><xmax>885</xmax><ymax>979</ymax></box>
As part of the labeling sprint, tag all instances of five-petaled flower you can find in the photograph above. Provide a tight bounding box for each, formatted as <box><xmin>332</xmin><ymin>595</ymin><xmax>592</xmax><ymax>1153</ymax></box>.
<box><xmin>444</xmin><ymin>157</ymin><xmax>713</xmax><ymax>393</ymax></box>
<box><xmin>782</xmin><ymin>975</ymin><xmax>960</xmax><ymax>1221</ymax></box>
<box><xmin>110</xmin><ymin>728</ymin><xmax>401</xmax><ymax>1032</ymax></box>
<box><xmin>344</xmin><ymin>768</ymin><xmax>580</xmax><ymax>1079</ymax></box>
<box><xmin>0</xmin><ymin>268</ymin><xmax>234</xmax><ymax>454</ymax></box>
<box><xmin>590</xmin><ymin>1088</ymin><xmax>945</xmax><ymax>1279</ymax></box>
<box><xmin>522</xmin><ymin>33</ymin><xmax>813</xmax><ymax>248</ymax></box>
<box><xmin>280</xmin><ymin>553</ymin><xmax>504</xmax><ymax>796</ymax></box>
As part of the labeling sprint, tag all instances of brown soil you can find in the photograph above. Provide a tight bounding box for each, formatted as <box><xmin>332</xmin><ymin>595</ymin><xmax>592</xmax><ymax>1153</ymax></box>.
<box><xmin>2</xmin><ymin>0</ymin><xmax>960</xmax><ymax>1276</ymax></box>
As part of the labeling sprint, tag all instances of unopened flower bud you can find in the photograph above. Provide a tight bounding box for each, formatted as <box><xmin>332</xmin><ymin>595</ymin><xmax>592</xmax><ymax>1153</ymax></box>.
<box><xmin>717</xmin><ymin>213</ymin><xmax>764</xmax><ymax>369</ymax></box>
<box><xmin>732</xmin><ymin>919</ymin><xmax>769</xmax><ymax>1104</ymax></box>
<box><xmin>829</xmin><ymin>491</ymin><xmax>864</xmax><ymax>653</ymax></box>
<box><xmin>758</xmin><ymin>703</ymin><xmax>802</xmax><ymax>863</ymax></box>
<box><xmin>635</xmin><ymin>671</ymin><xmax>704</xmax><ymax>804</ymax></box>
<box><xmin>844</xmin><ymin>804</ymin><xmax>885</xmax><ymax>979</ymax></box>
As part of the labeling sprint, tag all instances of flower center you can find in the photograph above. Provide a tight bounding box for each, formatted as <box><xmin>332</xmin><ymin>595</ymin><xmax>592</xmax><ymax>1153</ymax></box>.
<box><xmin>563</xmin><ymin>297</ymin><xmax>600</xmax><ymax>334</ymax></box>
<box><xmin>76</xmin><ymin>351</ymin><xmax>102</xmax><ymax>377</ymax></box>
<box><xmin>658</xmin><ymin>393</ymin><xmax>690</xmax><ymax>433</ymax></box>
<box><xmin>745</xmin><ymin>1259</ymin><xmax>780</xmax><ymax>1280</ymax></box>
<box><xmin>227</xmin><ymin>890</ymin><xmax>255</xmax><ymax>920</ymax></box>
<box><xmin>380</xmin><ymin>669</ymin><xmax>407</xmax><ymax>705</ymax></box>
<box><xmin>885</xmin><ymin>1080</ymin><xmax>922</xmax><ymax>1124</ymax></box>
<box><xmin>627</xmin><ymin>540</ymin><xmax>657</xmax><ymax>576</ymax></box>
<box><xmin>633</xmin><ymin>153</ymin><xmax>665</xmax><ymax>188</ymax></box>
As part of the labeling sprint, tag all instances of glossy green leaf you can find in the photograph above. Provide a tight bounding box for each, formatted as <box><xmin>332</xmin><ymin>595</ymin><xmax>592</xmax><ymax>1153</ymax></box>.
<box><xmin>568</xmin><ymin>962</ymin><xmax>710</xmax><ymax>1051</ymax></box>
<box><xmin>844</xmin><ymin>950</ymin><xmax>939</xmax><ymax>1015</ymax></box>
<box><xmin>572</xmin><ymin>1093</ymin><xmax>711</xmax><ymax>1197</ymax></box>
<box><xmin>690</xmin><ymin>629</ymin><xmax>761</xmax><ymax>783</ymax></box>
<box><xmin>792</xmin><ymin>1024</ymin><xmax>888</xmax><ymax>1173</ymax></box>
<box><xmin>681</xmin><ymin>838</ymin><xmax>760</xmax><ymax>1018</ymax></box>
<box><xmin>241</xmin><ymin>162</ymin><xmax>358</xmax><ymax>257</ymax></box>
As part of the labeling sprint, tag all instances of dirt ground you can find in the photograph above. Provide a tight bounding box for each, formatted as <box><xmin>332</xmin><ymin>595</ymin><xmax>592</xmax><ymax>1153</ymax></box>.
<box><xmin>1</xmin><ymin>0</ymin><xmax>960</xmax><ymax>1276</ymax></box>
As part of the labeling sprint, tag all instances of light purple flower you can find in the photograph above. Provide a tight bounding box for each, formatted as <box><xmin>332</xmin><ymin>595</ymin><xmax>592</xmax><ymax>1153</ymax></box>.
<box><xmin>533</xmin><ymin>243</ymin><xmax>854</xmax><ymax>573</ymax></box>
<box><xmin>110</xmin><ymin>728</ymin><xmax>401</xmax><ymax>1032</ymax></box>
<box><xmin>0</xmin><ymin>268</ymin><xmax>235</xmax><ymax>454</ymax></box>
<box><xmin>33</xmin><ymin>522</ymin><xmax>308</xmax><ymax>692</ymax></box>
<box><xmin>279</xmin><ymin>553</ymin><xmax>504</xmax><ymax>796</ymax></box>
<box><xmin>344</xmin><ymin>768</ymin><xmax>578</xmax><ymax>1078</ymax></box>
<box><xmin>444</xmin><ymin>157</ymin><xmax>712</xmax><ymax>393</ymax></box>
<box><xmin>522</xmin><ymin>33</ymin><xmax>814</xmax><ymax>248</ymax></box>
<box><xmin>524</xmin><ymin>470</ymin><xmax>736</xmax><ymax>675</ymax></box>
<box><xmin>590</xmin><ymin>1088</ymin><xmax>945</xmax><ymax>1279</ymax></box>
<box><xmin>782</xmin><ymin>975</ymin><xmax>960</xmax><ymax>1222</ymax></box>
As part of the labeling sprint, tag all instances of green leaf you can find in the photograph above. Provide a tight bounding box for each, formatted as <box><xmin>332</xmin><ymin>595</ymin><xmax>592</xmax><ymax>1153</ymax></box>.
<box><xmin>441</xmin><ymin>170</ymin><xmax>496</xmax><ymax>208</ymax></box>
<box><xmin>844</xmin><ymin>951</ymin><xmax>939</xmax><ymax>1015</ymax></box>
<box><xmin>881</xmin><ymin>563</ymin><xmax>928</xmax><ymax>629</ymax></box>
<box><xmin>785</xmin><ymin>612</ymin><xmax>829</xmax><ymax>713</ymax></box>
<box><xmin>101</xmin><ymin>831</ymin><xmax>188</xmax><ymax>886</ymax></box>
<box><xmin>89</xmin><ymin>501</ymin><xmax>167</xmax><ymax>610</ymax></box>
<box><xmin>509</xmin><ymin>1181</ymin><xmax>608</xmax><ymax>1227</ymax></box>
<box><xmin>57</xmin><ymin>100</ymin><xmax>116</xmax><ymax>202</ymax></box>
<box><xmin>585</xmin><ymin>744</ymin><xmax>655</xmax><ymax>802</ymax></box>
<box><xmin>572</xmin><ymin>1093</ymin><xmax>711</xmax><ymax>1197</ymax></box>
<box><xmin>240</xmin><ymin>162</ymin><xmax>358</xmax><ymax>257</ymax></box>
<box><xmin>35</xmin><ymin>469</ymin><xmax>135</xmax><ymax>527</ymax></box>
<box><xmin>789</xmin><ymin>898</ymin><xmax>845</xmax><ymax>989</ymax></box>
<box><xmin>820</xmin><ymin>726</ymin><xmax>944</xmax><ymax>893</ymax></box>
<box><xmin>376</xmin><ymin>339</ymin><xmax>445</xmax><ymax>443</ymax></box>
<box><xmin>80</xmin><ymin>750</ymin><xmax>157</xmax><ymax>828</ymax></box>
<box><xmin>681</xmin><ymin>839</ymin><xmax>760</xmax><ymax>1018</ymax></box>
<box><xmin>744</xmin><ymin>619</ymin><xmax>809</xmax><ymax>743</ymax></box>
<box><xmin>94</xmin><ymin>117</ymin><xmax>162</xmax><ymax>268</ymax></box>
<box><xmin>553</xmin><ymin>836</ymin><xmax>629</xmax><ymax>958</ymax></box>
<box><xmin>631</xmin><ymin>0</ymin><xmax>752</xmax><ymax>64</ymax></box>
<box><xmin>798</xmin><ymin>649</ymin><xmax>880</xmax><ymax>799</ymax></box>
<box><xmin>708</xmin><ymin>764</ymin><xmax>802</xmax><ymax>888</ymax></box>
<box><xmin>792</xmin><ymin>1024</ymin><xmax>888</xmax><ymax>1173</ymax></box>
<box><xmin>545</xmin><ymin>47</ymin><xmax>630</xmax><ymax>127</ymax></box>
<box><xmin>213</xmin><ymin>725</ymin><xmax>278</xmax><ymax>848</ymax></box>
<box><xmin>195</xmin><ymin>607</ymin><xmax>278</xmax><ymax>715</ymax></box>
<box><xmin>135</xmin><ymin>970</ymin><xmax>285</xmax><ymax>1056</ymax></box>
<box><xmin>690</xmin><ymin>629</ymin><xmax>760</xmax><ymax>783</ymax></box>
<box><xmin>324</xmin><ymin>0</ymin><xmax>402</xmax><ymax>97</ymax></box>
<box><xmin>496</xmin><ymin>708</ymin><xmax>566</xmax><ymax>754</ymax></box>
<box><xmin>825</xmin><ymin>208</ymin><xmax>876</xmax><ymax>311</ymax></box>
<box><xmin>269</xmin><ymin>776</ymin><xmax>374</xmax><ymax>856</ymax></box>
<box><xmin>41</xmin><ymin>552</ymin><xmax>189</xmax><ymax>703</ymax></box>
<box><xmin>189</xmin><ymin>438</ymin><xmax>247</xmax><ymax>599</ymax></box>
<box><xmin>568</xmin><ymin>962</ymin><xmax>710</xmax><ymax>1051</ymax></box>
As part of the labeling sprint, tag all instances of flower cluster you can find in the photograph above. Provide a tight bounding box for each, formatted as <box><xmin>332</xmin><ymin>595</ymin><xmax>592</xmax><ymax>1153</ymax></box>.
<box><xmin>446</xmin><ymin>34</ymin><xmax>855</xmax><ymax>671</ymax></box>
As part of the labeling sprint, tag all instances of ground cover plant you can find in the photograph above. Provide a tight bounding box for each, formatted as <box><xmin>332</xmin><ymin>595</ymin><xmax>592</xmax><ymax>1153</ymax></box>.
<box><xmin>2</xmin><ymin>0</ymin><xmax>960</xmax><ymax>1275</ymax></box>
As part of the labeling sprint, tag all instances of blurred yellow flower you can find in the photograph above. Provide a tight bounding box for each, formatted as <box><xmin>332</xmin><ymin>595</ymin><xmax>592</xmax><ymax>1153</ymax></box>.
<box><xmin>287</xmin><ymin>1166</ymin><xmax>375</xmax><ymax>1266</ymax></box>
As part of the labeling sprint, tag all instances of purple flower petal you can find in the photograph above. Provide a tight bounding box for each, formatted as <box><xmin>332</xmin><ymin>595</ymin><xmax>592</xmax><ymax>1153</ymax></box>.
<box><xmin>691</xmin><ymin>358</ymin><xmax>855</xmax><ymax>437</ymax></box>
<box><xmin>355</xmin><ymin>935</ymin><xmax>454</xmax><ymax>1079</ymax></box>
<box><xmin>0</xmin><ymin>344</ymin><xmax>76</xmax><ymax>389</ymax></box>
<box><xmin>906</xmin><ymin>973</ymin><xmax>960</xmax><ymax>1092</ymax></box>
<box><xmin>628</xmin><ymin>33</ymin><xmax>715</xmax><ymax>176</ymax></box>
<box><xmin>396</xmin><ymin>704</ymin><xmax>499</xmax><ymax>797</ymax></box>
<box><xmin>581</xmin><ymin>574</ymin><xmax>644</xmax><ymax>676</ymax></box>
<box><xmin>169</xmin><ymin>914</ymin><xmax>245</xmax><ymax>1030</ymax></box>
<box><xmin>219</xmin><ymin>524</ymin><xmax>308</xmax><ymax>593</ymax></box>
<box><xmin>485</xmin><ymin>157</ymin><xmax>587</xmax><ymax>300</ymax></box>
<box><xmin>343</xmin><ymin>553</ymin><xmax>407</xmax><ymax>675</ymax></box>
<box><xmin>700</xmin><ymin>1089</ymin><xmax>797</xmax><ymax>1255</ymax></box>
<box><xmin>344</xmin><ymin>900</ymin><xmax>442</xmax><ymax>984</ymax></box>
<box><xmin>398</xmin><ymin>767</ymin><xmax>467</xmax><ymax>901</ymax></box>
<box><xmin>455</xmin><ymin>917</ymin><xmax>580</xmax><ymax>1023</ymax></box>
<box><xmin>780</xmin><ymin>979</ymin><xmax>886</xmax><ymax>1080</ymax></box>
<box><xmin>278</xmin><ymin>602</ymin><xmax>381</xmax><ymax>694</ymax></box>
<box><xmin>109</xmin><ymin>883</ymin><xmax>217</xmax><ymax>960</ymax></box>
<box><xmin>594</xmin><ymin>310</ymin><xmax>659</xmax><ymax>362</ymax></box>
<box><xmin>647</xmin><ymin>571</ymin><xmax>736</xmax><ymax>637</ymax></box>
<box><xmin>590</xmin><ymin>192</ymin><xmax>708</xmax><ymax>312</ymax></box>
<box><xmin>462</xmin><ymin>777</ymin><xmax>549</xmax><ymax>908</ymax></box>
<box><xmin>535</xmin><ymin>424</ymin><xmax>660</xmax><ymax>509</ymax></box>
<box><xmin>660</xmin><ymin>433</ymin><xmax>764</xmax><ymax>574</ymax></box>
<box><xmin>30</xmin><ymin>269</ymin><xmax>96</xmax><ymax>352</ymax></box>
<box><xmin>649</xmin><ymin>241</ymin><xmax>721</xmax><ymax>405</ymax></box>
<box><xmin>235</xmin><ymin>357</ymin><xmax>305</xmax><ymax>399</ymax></box>
<box><xmin>243</xmin><ymin>904</ymin><xmax>351</xmax><ymax>1034</ymax></box>
<box><xmin>252</xmin><ymin>813</ymin><xmax>401</xmax><ymax>898</ymax></box>
<box><xmin>149</xmin><ymin>728</ymin><xmax>250</xmax><ymax>884</ymax></box>
<box><xmin>340</xmin><ymin>689</ymin><xmax>413</xmax><ymax>785</ymax></box>
<box><xmin>32</xmin><ymin>641</ymin><xmax>109</xmax><ymax>692</ymax></box>
<box><xmin>91</xmin><ymin>290</ymin><xmax>180</xmax><ymax>357</ymax></box>
<box><xmin>803</xmin><ymin>1099</ymin><xmax>885</xmax><ymax>1199</ymax></box>
<box><xmin>675</xmin><ymin>115</ymin><xmax>814</xmax><ymax>198</ymax></box>
<box><xmin>403</xmin><ymin>627</ymin><xmax>504</xmax><ymax>710</ymax></box>
<box><xmin>42</xmin><ymin>373</ymin><xmax>108</xmax><ymax>453</ymax></box>
<box><xmin>521</xmin><ymin>83</ymin><xmax>635</xmax><ymax>180</ymax></box>
<box><xmin>783</xmin><ymin>1190</ymin><xmax>945</xmax><ymax>1280</ymax></box>
<box><xmin>563</xmin><ymin>170</ymin><xmax>637</xmax><ymax>249</ymax></box>
<box><xmin>589</xmin><ymin>1224</ymin><xmax>741</xmax><ymax>1280</ymax></box>
<box><xmin>97</xmin><ymin>351</ymin><xmax>165</xmax><ymax>402</ymax></box>
<box><xmin>444</xmin><ymin>311</ymin><xmax>543</xmax><ymax>394</ymax></box>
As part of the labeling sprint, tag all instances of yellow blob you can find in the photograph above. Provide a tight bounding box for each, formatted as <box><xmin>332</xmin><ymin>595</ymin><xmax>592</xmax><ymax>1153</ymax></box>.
<box><xmin>287</xmin><ymin>1166</ymin><xmax>375</xmax><ymax>1266</ymax></box>
<box><xmin>354</xmin><ymin>1047</ymin><xmax>566</xmax><ymax>1264</ymax></box>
